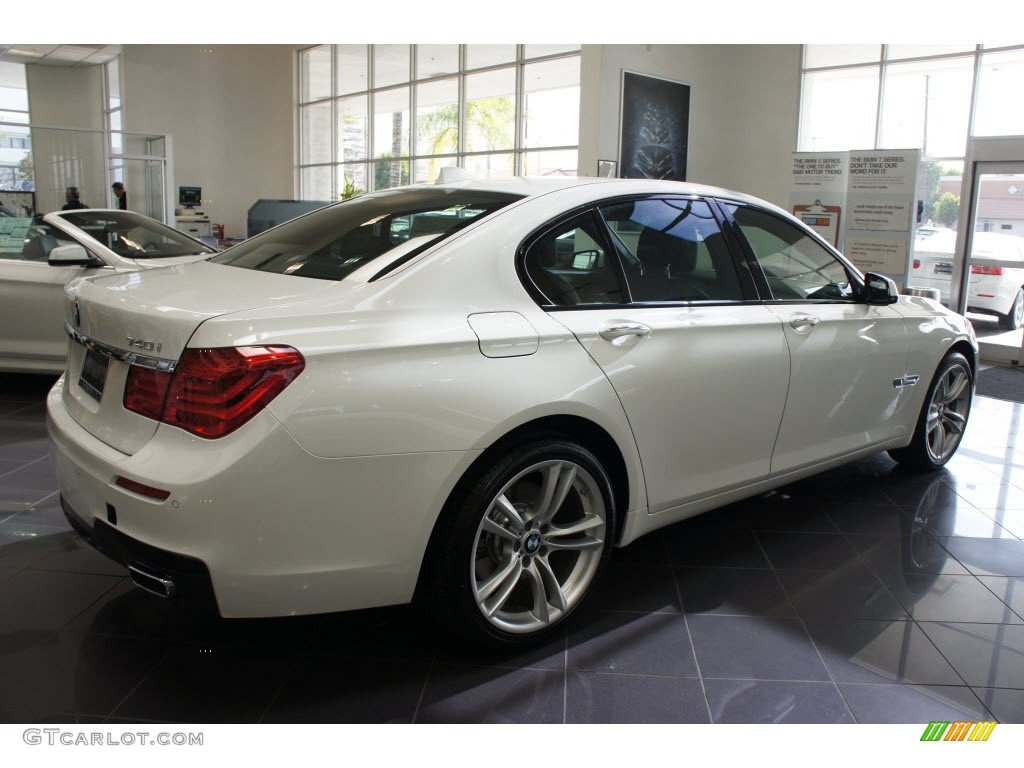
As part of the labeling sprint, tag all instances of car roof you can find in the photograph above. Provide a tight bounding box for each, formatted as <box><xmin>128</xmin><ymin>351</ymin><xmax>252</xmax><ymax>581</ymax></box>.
<box><xmin>421</xmin><ymin>173</ymin><xmax>786</xmax><ymax>215</ymax></box>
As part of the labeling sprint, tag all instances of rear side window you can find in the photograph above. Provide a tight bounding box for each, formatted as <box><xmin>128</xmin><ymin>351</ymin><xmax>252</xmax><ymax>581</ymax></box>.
<box><xmin>522</xmin><ymin>212</ymin><xmax>625</xmax><ymax>306</ymax></box>
<box><xmin>600</xmin><ymin>198</ymin><xmax>743</xmax><ymax>302</ymax></box>
<box><xmin>213</xmin><ymin>188</ymin><xmax>522</xmax><ymax>281</ymax></box>
<box><xmin>0</xmin><ymin>217</ymin><xmax>75</xmax><ymax>262</ymax></box>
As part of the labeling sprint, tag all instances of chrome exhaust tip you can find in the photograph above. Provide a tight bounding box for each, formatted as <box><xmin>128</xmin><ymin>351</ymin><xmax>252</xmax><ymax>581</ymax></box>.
<box><xmin>128</xmin><ymin>563</ymin><xmax>177</xmax><ymax>598</ymax></box>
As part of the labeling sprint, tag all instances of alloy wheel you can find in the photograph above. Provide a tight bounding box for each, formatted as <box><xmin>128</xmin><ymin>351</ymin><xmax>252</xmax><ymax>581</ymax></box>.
<box><xmin>925</xmin><ymin>364</ymin><xmax>971</xmax><ymax>463</ymax></box>
<box><xmin>470</xmin><ymin>459</ymin><xmax>607</xmax><ymax>634</ymax></box>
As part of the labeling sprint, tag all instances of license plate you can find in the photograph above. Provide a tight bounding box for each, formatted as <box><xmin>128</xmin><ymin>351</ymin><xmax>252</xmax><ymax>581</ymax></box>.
<box><xmin>79</xmin><ymin>348</ymin><xmax>110</xmax><ymax>402</ymax></box>
<box><xmin>933</xmin><ymin>262</ymin><xmax>953</xmax><ymax>275</ymax></box>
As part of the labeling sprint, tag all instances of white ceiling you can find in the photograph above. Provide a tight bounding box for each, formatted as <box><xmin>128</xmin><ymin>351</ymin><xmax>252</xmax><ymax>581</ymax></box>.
<box><xmin>0</xmin><ymin>44</ymin><xmax>120</xmax><ymax>66</ymax></box>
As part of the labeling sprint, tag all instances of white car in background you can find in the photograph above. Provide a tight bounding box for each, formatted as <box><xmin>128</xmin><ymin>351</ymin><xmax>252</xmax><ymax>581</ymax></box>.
<box><xmin>909</xmin><ymin>230</ymin><xmax>1024</xmax><ymax>330</ymax></box>
<box><xmin>46</xmin><ymin>175</ymin><xmax>977</xmax><ymax>647</ymax></box>
<box><xmin>0</xmin><ymin>209</ymin><xmax>217</xmax><ymax>373</ymax></box>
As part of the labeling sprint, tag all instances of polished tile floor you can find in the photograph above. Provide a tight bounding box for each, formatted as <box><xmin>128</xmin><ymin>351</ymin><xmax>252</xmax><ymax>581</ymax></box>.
<box><xmin>1</xmin><ymin>371</ymin><xmax>1023</xmax><ymax>724</ymax></box>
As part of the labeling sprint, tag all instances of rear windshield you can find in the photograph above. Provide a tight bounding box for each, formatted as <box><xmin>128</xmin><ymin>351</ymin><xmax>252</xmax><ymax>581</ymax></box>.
<box><xmin>212</xmin><ymin>187</ymin><xmax>523</xmax><ymax>281</ymax></box>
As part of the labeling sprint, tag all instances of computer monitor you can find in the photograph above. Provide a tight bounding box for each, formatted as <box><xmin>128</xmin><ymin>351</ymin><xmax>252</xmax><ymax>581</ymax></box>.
<box><xmin>179</xmin><ymin>186</ymin><xmax>202</xmax><ymax>209</ymax></box>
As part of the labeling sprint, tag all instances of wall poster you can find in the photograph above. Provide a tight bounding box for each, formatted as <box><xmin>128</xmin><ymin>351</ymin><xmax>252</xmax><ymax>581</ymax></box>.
<box><xmin>619</xmin><ymin>71</ymin><xmax>690</xmax><ymax>181</ymax></box>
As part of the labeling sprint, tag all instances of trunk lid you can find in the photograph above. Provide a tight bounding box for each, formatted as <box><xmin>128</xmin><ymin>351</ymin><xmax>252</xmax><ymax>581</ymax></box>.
<box><xmin>60</xmin><ymin>260</ymin><xmax>335</xmax><ymax>455</ymax></box>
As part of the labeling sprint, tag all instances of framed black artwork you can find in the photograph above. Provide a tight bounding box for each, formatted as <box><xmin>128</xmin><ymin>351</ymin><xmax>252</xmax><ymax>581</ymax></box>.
<box><xmin>619</xmin><ymin>71</ymin><xmax>690</xmax><ymax>182</ymax></box>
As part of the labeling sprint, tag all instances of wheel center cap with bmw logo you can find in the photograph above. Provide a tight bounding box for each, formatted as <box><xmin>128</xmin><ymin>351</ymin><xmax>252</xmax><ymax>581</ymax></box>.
<box><xmin>524</xmin><ymin>531</ymin><xmax>541</xmax><ymax>554</ymax></box>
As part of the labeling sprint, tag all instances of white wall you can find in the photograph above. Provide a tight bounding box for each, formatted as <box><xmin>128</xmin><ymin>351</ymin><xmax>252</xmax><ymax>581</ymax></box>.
<box><xmin>25</xmin><ymin>64</ymin><xmax>106</xmax><ymax>213</ymax></box>
<box><xmin>121</xmin><ymin>45</ymin><xmax>299</xmax><ymax>238</ymax></box>
<box><xmin>579</xmin><ymin>44</ymin><xmax>801</xmax><ymax>207</ymax></box>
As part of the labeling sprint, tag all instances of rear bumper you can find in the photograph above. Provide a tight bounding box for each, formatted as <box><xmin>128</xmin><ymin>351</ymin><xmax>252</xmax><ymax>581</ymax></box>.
<box><xmin>61</xmin><ymin>494</ymin><xmax>218</xmax><ymax>611</ymax></box>
<box><xmin>46</xmin><ymin>377</ymin><xmax>476</xmax><ymax>618</ymax></box>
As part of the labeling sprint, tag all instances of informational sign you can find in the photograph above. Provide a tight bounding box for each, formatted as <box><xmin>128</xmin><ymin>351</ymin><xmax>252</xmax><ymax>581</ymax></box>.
<box><xmin>846</xmin><ymin>236</ymin><xmax>908</xmax><ymax>275</ymax></box>
<box><xmin>843</xmin><ymin>149</ymin><xmax>920</xmax><ymax>284</ymax></box>
<box><xmin>789</xmin><ymin>152</ymin><xmax>848</xmax><ymax>249</ymax></box>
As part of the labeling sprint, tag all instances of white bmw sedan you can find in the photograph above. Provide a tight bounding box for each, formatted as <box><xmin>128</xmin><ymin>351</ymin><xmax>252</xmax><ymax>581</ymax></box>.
<box><xmin>46</xmin><ymin>175</ymin><xmax>977</xmax><ymax>647</ymax></box>
<box><xmin>0</xmin><ymin>209</ymin><xmax>217</xmax><ymax>373</ymax></box>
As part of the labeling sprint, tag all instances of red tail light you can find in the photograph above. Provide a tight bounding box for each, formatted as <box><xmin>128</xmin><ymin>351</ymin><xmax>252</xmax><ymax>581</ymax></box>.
<box><xmin>971</xmin><ymin>265</ymin><xmax>1003</xmax><ymax>276</ymax></box>
<box><xmin>912</xmin><ymin>259</ymin><xmax>921</xmax><ymax>269</ymax></box>
<box><xmin>124</xmin><ymin>346</ymin><xmax>305</xmax><ymax>438</ymax></box>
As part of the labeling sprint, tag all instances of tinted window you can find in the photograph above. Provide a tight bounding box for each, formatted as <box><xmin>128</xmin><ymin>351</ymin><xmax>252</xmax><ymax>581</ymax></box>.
<box><xmin>214</xmin><ymin>188</ymin><xmax>521</xmax><ymax>282</ymax></box>
<box><xmin>523</xmin><ymin>212</ymin><xmax>624</xmax><ymax>306</ymax></box>
<box><xmin>727</xmin><ymin>204</ymin><xmax>855</xmax><ymax>301</ymax></box>
<box><xmin>600</xmin><ymin>198</ymin><xmax>743</xmax><ymax>302</ymax></box>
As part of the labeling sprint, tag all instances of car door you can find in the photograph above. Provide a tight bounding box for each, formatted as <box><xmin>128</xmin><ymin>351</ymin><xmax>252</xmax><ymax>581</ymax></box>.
<box><xmin>0</xmin><ymin>218</ymin><xmax>112</xmax><ymax>370</ymax></box>
<box><xmin>721</xmin><ymin>202</ymin><xmax>910</xmax><ymax>473</ymax></box>
<box><xmin>522</xmin><ymin>198</ymin><xmax>791</xmax><ymax>513</ymax></box>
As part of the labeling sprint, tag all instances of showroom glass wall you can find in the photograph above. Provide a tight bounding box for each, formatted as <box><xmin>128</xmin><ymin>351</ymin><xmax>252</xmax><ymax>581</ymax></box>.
<box><xmin>0</xmin><ymin>61</ymin><xmax>31</xmax><ymax>193</ymax></box>
<box><xmin>801</xmin><ymin>44</ymin><xmax>1024</xmax><ymax>360</ymax></box>
<box><xmin>800</xmin><ymin>44</ymin><xmax>1024</xmax><ymax>180</ymax></box>
<box><xmin>297</xmin><ymin>44</ymin><xmax>581</xmax><ymax>201</ymax></box>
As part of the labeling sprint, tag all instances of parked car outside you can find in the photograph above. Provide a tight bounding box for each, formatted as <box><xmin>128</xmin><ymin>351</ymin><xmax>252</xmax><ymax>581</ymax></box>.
<box><xmin>908</xmin><ymin>230</ymin><xmax>1024</xmax><ymax>329</ymax></box>
<box><xmin>0</xmin><ymin>209</ymin><xmax>217</xmax><ymax>373</ymax></box>
<box><xmin>46</xmin><ymin>175</ymin><xmax>977</xmax><ymax>647</ymax></box>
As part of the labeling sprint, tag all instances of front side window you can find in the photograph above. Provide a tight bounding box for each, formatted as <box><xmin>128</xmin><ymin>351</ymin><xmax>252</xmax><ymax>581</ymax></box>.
<box><xmin>726</xmin><ymin>204</ymin><xmax>855</xmax><ymax>301</ymax></box>
<box><xmin>214</xmin><ymin>188</ymin><xmax>521</xmax><ymax>282</ymax></box>
<box><xmin>600</xmin><ymin>198</ymin><xmax>743</xmax><ymax>302</ymax></box>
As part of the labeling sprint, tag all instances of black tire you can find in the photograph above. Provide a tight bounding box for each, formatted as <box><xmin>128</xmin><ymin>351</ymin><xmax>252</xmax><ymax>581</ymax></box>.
<box><xmin>888</xmin><ymin>352</ymin><xmax>973</xmax><ymax>471</ymax></box>
<box><xmin>998</xmin><ymin>288</ymin><xmax>1024</xmax><ymax>331</ymax></box>
<box><xmin>421</xmin><ymin>438</ymin><xmax>616</xmax><ymax>648</ymax></box>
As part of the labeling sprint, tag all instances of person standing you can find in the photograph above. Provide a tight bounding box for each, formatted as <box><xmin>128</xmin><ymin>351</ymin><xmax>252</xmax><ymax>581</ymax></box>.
<box><xmin>111</xmin><ymin>181</ymin><xmax>128</xmax><ymax>210</ymax></box>
<box><xmin>62</xmin><ymin>187</ymin><xmax>88</xmax><ymax>210</ymax></box>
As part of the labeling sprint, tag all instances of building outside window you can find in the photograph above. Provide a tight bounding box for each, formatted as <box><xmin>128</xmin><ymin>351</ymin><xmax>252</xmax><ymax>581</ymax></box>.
<box><xmin>0</xmin><ymin>61</ymin><xmax>31</xmax><ymax>192</ymax></box>
<box><xmin>297</xmin><ymin>44</ymin><xmax>581</xmax><ymax>201</ymax></box>
<box><xmin>799</xmin><ymin>44</ymin><xmax>1024</xmax><ymax>227</ymax></box>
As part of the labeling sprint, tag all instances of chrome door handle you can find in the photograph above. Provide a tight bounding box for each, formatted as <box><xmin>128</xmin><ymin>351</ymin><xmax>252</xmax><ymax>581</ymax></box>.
<box><xmin>599</xmin><ymin>323</ymin><xmax>651</xmax><ymax>341</ymax></box>
<box><xmin>789</xmin><ymin>315</ymin><xmax>820</xmax><ymax>331</ymax></box>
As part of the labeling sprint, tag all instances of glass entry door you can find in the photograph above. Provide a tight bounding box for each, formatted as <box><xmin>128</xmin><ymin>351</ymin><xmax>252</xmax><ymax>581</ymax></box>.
<box><xmin>959</xmin><ymin>158</ymin><xmax>1024</xmax><ymax>364</ymax></box>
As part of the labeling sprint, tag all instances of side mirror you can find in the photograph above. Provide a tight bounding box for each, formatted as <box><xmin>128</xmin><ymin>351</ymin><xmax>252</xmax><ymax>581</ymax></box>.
<box><xmin>863</xmin><ymin>272</ymin><xmax>900</xmax><ymax>305</ymax></box>
<box><xmin>48</xmin><ymin>243</ymin><xmax>99</xmax><ymax>267</ymax></box>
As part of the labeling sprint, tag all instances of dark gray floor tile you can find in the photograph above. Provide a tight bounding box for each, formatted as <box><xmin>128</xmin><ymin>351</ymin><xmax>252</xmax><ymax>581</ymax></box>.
<box><xmin>568</xmin><ymin>610</ymin><xmax>696</xmax><ymax>677</ymax></box>
<box><xmin>917</xmin><ymin>622</ymin><xmax>1024</xmax><ymax>689</ymax></box>
<box><xmin>687</xmin><ymin>614</ymin><xmax>829</xmax><ymax>682</ymax></box>
<box><xmin>756</xmin><ymin>530</ymin><xmax>859</xmax><ymax>570</ymax></box>
<box><xmin>885</xmin><ymin>572</ymin><xmax>1023</xmax><ymax>624</ymax></box>
<box><xmin>734</xmin><ymin>500</ymin><xmax>839</xmax><ymax>534</ymax></box>
<box><xmin>0</xmin><ymin>457</ymin><xmax>57</xmax><ymax>494</ymax></box>
<box><xmin>0</xmin><ymin>566</ymin><xmax>15</xmax><ymax>584</ymax></box>
<box><xmin>0</xmin><ymin>630</ymin><xmax>167</xmax><ymax>718</ymax></box>
<box><xmin>589</xmin><ymin>562</ymin><xmax>680</xmax><ymax>613</ymax></box>
<box><xmin>804</xmin><ymin>617</ymin><xmax>963</xmax><ymax>685</ymax></box>
<box><xmin>112</xmin><ymin>647</ymin><xmax>298</xmax><ymax>723</ymax></box>
<box><xmin>416</xmin><ymin>664</ymin><xmax>564</xmax><ymax>723</ymax></box>
<box><xmin>0</xmin><ymin>528</ymin><xmax>61</xmax><ymax>569</ymax></box>
<box><xmin>0</xmin><ymin>432</ymin><xmax>50</xmax><ymax>462</ymax></box>
<box><xmin>846</xmin><ymin>532</ymin><xmax>971</xmax><ymax>577</ymax></box>
<box><xmin>614</xmin><ymin>532</ymin><xmax>670</xmax><ymax>564</ymax></box>
<box><xmin>705</xmin><ymin>679</ymin><xmax>852</xmax><ymax>724</ymax></box>
<box><xmin>826</xmin><ymin>502</ymin><xmax>908</xmax><ymax>535</ymax></box>
<box><xmin>565</xmin><ymin>671</ymin><xmax>709</xmax><ymax>723</ymax></box>
<box><xmin>676</xmin><ymin>566</ymin><xmax>796</xmax><ymax>617</ymax></box>
<box><xmin>776</xmin><ymin>562</ymin><xmax>909</xmax><ymax>621</ymax></box>
<box><xmin>664</xmin><ymin>528</ymin><xmax>771</xmax><ymax>569</ymax></box>
<box><xmin>0</xmin><ymin>569</ymin><xmax>122</xmax><ymax>633</ymax></box>
<box><xmin>839</xmin><ymin>683</ymin><xmax>992</xmax><ymax>723</ymax></box>
<box><xmin>977</xmin><ymin>576</ymin><xmax>1024</xmax><ymax>622</ymax></box>
<box><xmin>262</xmin><ymin>654</ymin><xmax>430</xmax><ymax>723</ymax></box>
<box><xmin>435</xmin><ymin>628</ymin><xmax>565</xmax><ymax>671</ymax></box>
<box><xmin>971</xmin><ymin>687</ymin><xmax>1024</xmax><ymax>724</ymax></box>
<box><xmin>940</xmin><ymin>536</ymin><xmax>1024</xmax><ymax>577</ymax></box>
